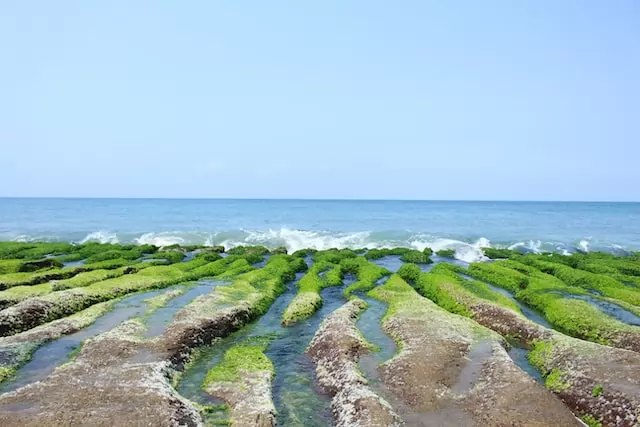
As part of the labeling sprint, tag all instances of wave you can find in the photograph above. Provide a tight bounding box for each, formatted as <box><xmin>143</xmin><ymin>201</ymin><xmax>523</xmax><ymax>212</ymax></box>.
<box><xmin>5</xmin><ymin>228</ymin><xmax>634</xmax><ymax>260</ymax></box>
<box><xmin>79</xmin><ymin>231</ymin><xmax>119</xmax><ymax>244</ymax></box>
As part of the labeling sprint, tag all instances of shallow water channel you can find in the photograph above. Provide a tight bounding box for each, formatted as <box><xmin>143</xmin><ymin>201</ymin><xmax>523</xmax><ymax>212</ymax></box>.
<box><xmin>0</xmin><ymin>285</ymin><xmax>186</xmax><ymax>393</ymax></box>
<box><xmin>143</xmin><ymin>279</ymin><xmax>228</xmax><ymax>338</ymax></box>
<box><xmin>560</xmin><ymin>293</ymin><xmax>640</xmax><ymax>326</ymax></box>
<box><xmin>355</xmin><ymin>293</ymin><xmax>396</xmax><ymax>385</ymax></box>
<box><xmin>177</xmin><ymin>269</ymin><xmax>356</xmax><ymax>426</ymax></box>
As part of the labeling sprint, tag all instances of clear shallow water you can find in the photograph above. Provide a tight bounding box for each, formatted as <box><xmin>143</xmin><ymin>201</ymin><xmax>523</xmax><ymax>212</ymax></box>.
<box><xmin>177</xmin><ymin>269</ymin><xmax>347</xmax><ymax>426</ymax></box>
<box><xmin>559</xmin><ymin>293</ymin><xmax>640</xmax><ymax>326</ymax></box>
<box><xmin>2</xmin><ymin>198</ymin><xmax>640</xmax><ymax>262</ymax></box>
<box><xmin>0</xmin><ymin>286</ymin><xmax>181</xmax><ymax>393</ymax></box>
<box><xmin>143</xmin><ymin>280</ymin><xmax>227</xmax><ymax>338</ymax></box>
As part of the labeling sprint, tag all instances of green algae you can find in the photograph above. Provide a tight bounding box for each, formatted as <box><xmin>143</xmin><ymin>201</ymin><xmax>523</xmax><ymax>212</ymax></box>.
<box><xmin>0</xmin><ymin>242</ymin><xmax>75</xmax><ymax>260</ymax></box>
<box><xmin>581</xmin><ymin>414</ymin><xmax>602</xmax><ymax>427</ymax></box>
<box><xmin>52</xmin><ymin>268</ymin><xmax>127</xmax><ymax>291</ymax></box>
<box><xmin>312</xmin><ymin>248</ymin><xmax>358</xmax><ymax>264</ymax></box>
<box><xmin>364</xmin><ymin>248</ymin><xmax>411</xmax><ymax>260</ymax></box>
<box><xmin>367</xmin><ymin>274</ymin><xmax>496</xmax><ymax>349</ymax></box>
<box><xmin>291</xmin><ymin>248</ymin><xmax>317</xmax><ymax>258</ymax></box>
<box><xmin>0</xmin><ymin>366</ymin><xmax>15</xmax><ymax>382</ymax></box>
<box><xmin>435</xmin><ymin>248</ymin><xmax>456</xmax><ymax>258</ymax></box>
<box><xmin>202</xmin><ymin>336</ymin><xmax>275</xmax><ymax>386</ymax></box>
<box><xmin>591</xmin><ymin>384</ymin><xmax>603</xmax><ymax>397</ymax></box>
<box><xmin>519</xmin><ymin>257</ymin><xmax>640</xmax><ymax>306</ymax></box>
<box><xmin>0</xmin><ymin>257</ymin><xmax>140</xmax><ymax>290</ymax></box>
<box><xmin>398</xmin><ymin>263</ymin><xmax>521</xmax><ymax>317</ymax></box>
<box><xmin>465</xmin><ymin>260</ymin><xmax>640</xmax><ymax>346</ymax></box>
<box><xmin>526</xmin><ymin>340</ymin><xmax>571</xmax><ymax>392</ymax></box>
<box><xmin>212</xmin><ymin>255</ymin><xmax>302</xmax><ymax>317</ymax></box>
<box><xmin>0</xmin><ymin>260</ymin><xmax>23</xmax><ymax>275</ymax></box>
<box><xmin>281</xmin><ymin>261</ymin><xmax>337</xmax><ymax>325</ymax></box>
<box><xmin>342</xmin><ymin>257</ymin><xmax>390</xmax><ymax>297</ymax></box>
<box><xmin>226</xmin><ymin>245</ymin><xmax>270</xmax><ymax>256</ymax></box>
<box><xmin>545</xmin><ymin>368</ymin><xmax>571</xmax><ymax>392</ymax></box>
<box><xmin>85</xmin><ymin>247</ymin><xmax>152</xmax><ymax>264</ymax></box>
<box><xmin>145</xmin><ymin>250</ymin><xmax>186</xmax><ymax>264</ymax></box>
<box><xmin>281</xmin><ymin>250</ymin><xmax>366</xmax><ymax>325</ymax></box>
<box><xmin>481</xmin><ymin>247</ymin><xmax>518</xmax><ymax>259</ymax></box>
<box><xmin>399</xmin><ymin>249</ymin><xmax>433</xmax><ymax>264</ymax></box>
<box><xmin>0</xmin><ymin>256</ymin><xmax>258</xmax><ymax>336</ymax></box>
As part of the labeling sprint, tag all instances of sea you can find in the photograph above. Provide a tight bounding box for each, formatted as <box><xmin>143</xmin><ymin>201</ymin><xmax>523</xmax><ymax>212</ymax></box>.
<box><xmin>0</xmin><ymin>198</ymin><xmax>639</xmax><ymax>263</ymax></box>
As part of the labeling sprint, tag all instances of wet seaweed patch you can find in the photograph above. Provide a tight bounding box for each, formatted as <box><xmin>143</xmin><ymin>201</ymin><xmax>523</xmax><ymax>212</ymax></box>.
<box><xmin>0</xmin><ymin>256</ymin><xmax>150</xmax><ymax>290</ymax></box>
<box><xmin>281</xmin><ymin>261</ymin><xmax>341</xmax><ymax>326</ymax></box>
<box><xmin>144</xmin><ymin>250</ymin><xmax>187</xmax><ymax>264</ymax></box>
<box><xmin>481</xmin><ymin>247</ymin><xmax>519</xmax><ymax>259</ymax></box>
<box><xmin>436</xmin><ymin>249</ymin><xmax>456</xmax><ymax>259</ymax></box>
<box><xmin>515</xmin><ymin>255</ymin><xmax>640</xmax><ymax>306</ymax></box>
<box><xmin>0</xmin><ymin>267</ymin><xmax>134</xmax><ymax>310</ymax></box>
<box><xmin>203</xmin><ymin>335</ymin><xmax>277</xmax><ymax>426</ymax></box>
<box><xmin>399</xmin><ymin>249</ymin><xmax>433</xmax><ymax>265</ymax></box>
<box><xmin>464</xmin><ymin>261</ymin><xmax>640</xmax><ymax>351</ymax></box>
<box><xmin>0</xmin><ymin>256</ymin><xmax>257</xmax><ymax>337</ymax></box>
<box><xmin>312</xmin><ymin>248</ymin><xmax>358</xmax><ymax>264</ymax></box>
<box><xmin>364</xmin><ymin>248</ymin><xmax>411</xmax><ymax>260</ymax></box>
<box><xmin>397</xmin><ymin>263</ymin><xmax>521</xmax><ymax>317</ymax></box>
<box><xmin>306</xmin><ymin>299</ymin><xmax>403</xmax><ymax>426</ymax></box>
<box><xmin>0</xmin><ymin>243</ymin><xmax>76</xmax><ymax>261</ymax></box>
<box><xmin>82</xmin><ymin>244</ymin><xmax>157</xmax><ymax>264</ymax></box>
<box><xmin>342</xmin><ymin>257</ymin><xmax>390</xmax><ymax>297</ymax></box>
<box><xmin>226</xmin><ymin>245</ymin><xmax>270</xmax><ymax>256</ymax></box>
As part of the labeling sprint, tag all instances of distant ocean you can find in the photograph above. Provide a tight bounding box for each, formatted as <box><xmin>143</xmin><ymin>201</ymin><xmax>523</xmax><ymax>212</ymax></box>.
<box><xmin>1</xmin><ymin>198</ymin><xmax>639</xmax><ymax>263</ymax></box>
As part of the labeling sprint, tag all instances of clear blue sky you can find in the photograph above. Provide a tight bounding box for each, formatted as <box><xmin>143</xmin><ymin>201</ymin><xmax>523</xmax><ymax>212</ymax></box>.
<box><xmin>2</xmin><ymin>1</ymin><xmax>639</xmax><ymax>201</ymax></box>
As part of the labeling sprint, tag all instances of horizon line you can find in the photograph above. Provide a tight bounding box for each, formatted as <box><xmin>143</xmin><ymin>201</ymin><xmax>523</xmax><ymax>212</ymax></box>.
<box><xmin>1</xmin><ymin>196</ymin><xmax>639</xmax><ymax>203</ymax></box>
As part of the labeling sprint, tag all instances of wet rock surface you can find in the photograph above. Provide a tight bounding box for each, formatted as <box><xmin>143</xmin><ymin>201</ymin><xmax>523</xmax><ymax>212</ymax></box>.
<box><xmin>205</xmin><ymin>369</ymin><xmax>276</xmax><ymax>427</ymax></box>
<box><xmin>370</xmin><ymin>275</ymin><xmax>581</xmax><ymax>426</ymax></box>
<box><xmin>307</xmin><ymin>298</ymin><xmax>403</xmax><ymax>427</ymax></box>
<box><xmin>0</xmin><ymin>320</ymin><xmax>202</xmax><ymax>427</ymax></box>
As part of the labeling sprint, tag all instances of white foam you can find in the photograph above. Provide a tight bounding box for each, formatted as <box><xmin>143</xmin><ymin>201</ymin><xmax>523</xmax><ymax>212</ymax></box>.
<box><xmin>80</xmin><ymin>231</ymin><xmax>119</xmax><ymax>244</ymax></box>
<box><xmin>408</xmin><ymin>235</ymin><xmax>489</xmax><ymax>263</ymax></box>
<box><xmin>578</xmin><ymin>239</ymin><xmax>590</xmax><ymax>253</ymax></box>
<box><xmin>135</xmin><ymin>232</ymin><xmax>186</xmax><ymax>247</ymax></box>
<box><xmin>508</xmin><ymin>240</ymin><xmax>543</xmax><ymax>253</ymax></box>
<box><xmin>221</xmin><ymin>228</ymin><xmax>374</xmax><ymax>253</ymax></box>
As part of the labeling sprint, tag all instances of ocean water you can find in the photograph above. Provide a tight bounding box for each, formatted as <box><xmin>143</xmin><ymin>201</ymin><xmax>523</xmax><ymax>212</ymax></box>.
<box><xmin>0</xmin><ymin>198</ymin><xmax>639</xmax><ymax>263</ymax></box>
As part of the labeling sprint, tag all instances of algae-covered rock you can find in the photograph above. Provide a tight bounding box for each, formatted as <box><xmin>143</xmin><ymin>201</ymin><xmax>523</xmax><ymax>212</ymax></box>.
<box><xmin>367</xmin><ymin>275</ymin><xmax>580</xmax><ymax>426</ymax></box>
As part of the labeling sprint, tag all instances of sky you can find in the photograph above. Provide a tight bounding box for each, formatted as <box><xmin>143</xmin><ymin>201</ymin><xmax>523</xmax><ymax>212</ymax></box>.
<box><xmin>1</xmin><ymin>1</ymin><xmax>639</xmax><ymax>201</ymax></box>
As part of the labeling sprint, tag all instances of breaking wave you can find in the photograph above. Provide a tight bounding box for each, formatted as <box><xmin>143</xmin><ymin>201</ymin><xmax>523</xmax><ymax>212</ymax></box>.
<box><xmin>79</xmin><ymin>231</ymin><xmax>119</xmax><ymax>244</ymax></box>
<box><xmin>3</xmin><ymin>228</ymin><xmax>633</xmax><ymax>261</ymax></box>
<box><xmin>31</xmin><ymin>228</ymin><xmax>628</xmax><ymax>262</ymax></box>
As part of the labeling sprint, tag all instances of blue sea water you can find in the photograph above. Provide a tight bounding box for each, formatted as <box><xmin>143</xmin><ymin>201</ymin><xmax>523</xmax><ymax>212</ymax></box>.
<box><xmin>0</xmin><ymin>198</ymin><xmax>639</xmax><ymax>262</ymax></box>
